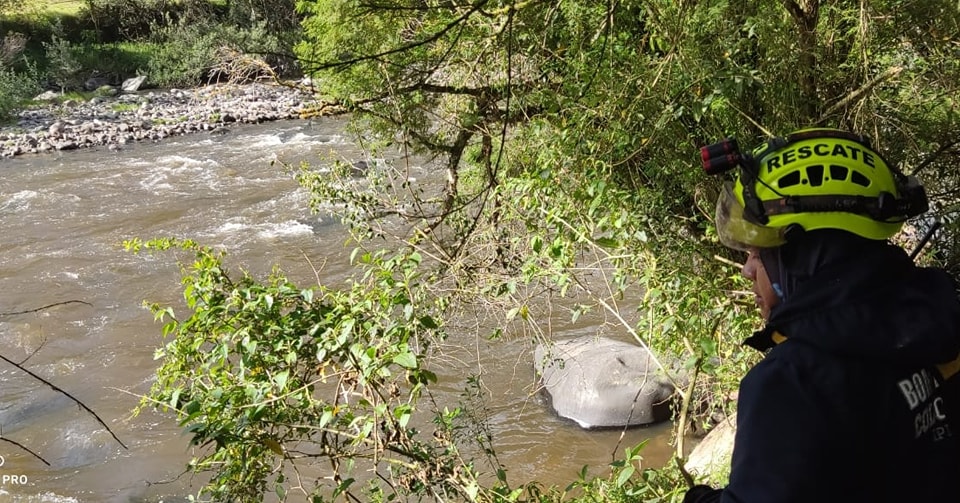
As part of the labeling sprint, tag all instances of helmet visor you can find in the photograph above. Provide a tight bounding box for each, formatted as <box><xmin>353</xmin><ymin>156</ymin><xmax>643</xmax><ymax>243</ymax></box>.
<box><xmin>715</xmin><ymin>182</ymin><xmax>786</xmax><ymax>250</ymax></box>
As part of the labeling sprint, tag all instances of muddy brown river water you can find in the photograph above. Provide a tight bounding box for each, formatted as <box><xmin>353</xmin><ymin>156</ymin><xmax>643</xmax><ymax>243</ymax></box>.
<box><xmin>0</xmin><ymin>118</ymin><xmax>674</xmax><ymax>502</ymax></box>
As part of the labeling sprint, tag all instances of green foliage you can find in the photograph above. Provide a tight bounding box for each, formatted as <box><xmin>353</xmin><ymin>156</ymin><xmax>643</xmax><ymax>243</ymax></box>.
<box><xmin>74</xmin><ymin>41</ymin><xmax>153</xmax><ymax>82</ymax></box>
<box><xmin>291</xmin><ymin>0</ymin><xmax>960</xmax><ymax>491</ymax></box>
<box><xmin>515</xmin><ymin>443</ymin><xmax>689</xmax><ymax>503</ymax></box>
<box><xmin>0</xmin><ymin>31</ymin><xmax>41</xmax><ymax>120</ymax></box>
<box><xmin>4</xmin><ymin>0</ymin><xmax>297</xmax><ymax>90</ymax></box>
<box><xmin>42</xmin><ymin>27</ymin><xmax>82</xmax><ymax>91</ymax></box>
<box><xmin>110</xmin><ymin>101</ymin><xmax>138</xmax><ymax>112</ymax></box>
<box><xmin>83</xmin><ymin>0</ymin><xmax>189</xmax><ymax>41</ymax></box>
<box><xmin>142</xmin><ymin>21</ymin><xmax>220</xmax><ymax>87</ymax></box>
<box><xmin>1</xmin><ymin>2</ymin><xmax>90</xmax><ymax>69</ymax></box>
<box><xmin>146</xmin><ymin>19</ymin><xmax>292</xmax><ymax>87</ymax></box>
<box><xmin>0</xmin><ymin>31</ymin><xmax>27</xmax><ymax>65</ymax></box>
<box><xmin>0</xmin><ymin>60</ymin><xmax>40</xmax><ymax>120</ymax></box>
<box><xmin>80</xmin><ymin>0</ymin><xmax>299</xmax><ymax>46</ymax></box>
<box><xmin>35</xmin><ymin>29</ymin><xmax>153</xmax><ymax>92</ymax></box>
<box><xmin>0</xmin><ymin>0</ymin><xmax>26</xmax><ymax>13</ymax></box>
<box><xmin>125</xmin><ymin>237</ymin><xmax>538</xmax><ymax>502</ymax></box>
<box><xmin>225</xmin><ymin>0</ymin><xmax>299</xmax><ymax>33</ymax></box>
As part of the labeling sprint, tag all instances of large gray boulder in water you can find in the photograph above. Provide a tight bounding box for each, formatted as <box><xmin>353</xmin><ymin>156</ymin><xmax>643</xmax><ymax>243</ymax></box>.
<box><xmin>534</xmin><ymin>337</ymin><xmax>676</xmax><ymax>428</ymax></box>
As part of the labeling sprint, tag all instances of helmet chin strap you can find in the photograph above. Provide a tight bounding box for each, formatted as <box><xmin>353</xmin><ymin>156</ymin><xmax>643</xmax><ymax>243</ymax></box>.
<box><xmin>758</xmin><ymin>224</ymin><xmax>806</xmax><ymax>303</ymax></box>
<box><xmin>771</xmin><ymin>283</ymin><xmax>785</xmax><ymax>301</ymax></box>
<box><xmin>759</xmin><ymin>247</ymin><xmax>787</xmax><ymax>302</ymax></box>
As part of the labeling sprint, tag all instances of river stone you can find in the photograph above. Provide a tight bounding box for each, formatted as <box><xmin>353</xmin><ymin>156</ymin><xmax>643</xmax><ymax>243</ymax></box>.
<box><xmin>4</xmin><ymin>82</ymin><xmax>313</xmax><ymax>158</ymax></box>
<box><xmin>685</xmin><ymin>415</ymin><xmax>736</xmax><ymax>479</ymax></box>
<box><xmin>534</xmin><ymin>337</ymin><xmax>676</xmax><ymax>428</ymax></box>
<box><xmin>48</xmin><ymin>121</ymin><xmax>65</xmax><ymax>136</ymax></box>
<box><xmin>122</xmin><ymin>75</ymin><xmax>147</xmax><ymax>92</ymax></box>
<box><xmin>85</xmin><ymin>76</ymin><xmax>111</xmax><ymax>91</ymax></box>
<box><xmin>96</xmin><ymin>85</ymin><xmax>119</xmax><ymax>97</ymax></box>
<box><xmin>34</xmin><ymin>90</ymin><xmax>60</xmax><ymax>101</ymax></box>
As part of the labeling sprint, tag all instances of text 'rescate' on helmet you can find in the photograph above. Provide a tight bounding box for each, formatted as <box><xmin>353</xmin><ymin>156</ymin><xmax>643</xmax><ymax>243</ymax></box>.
<box><xmin>700</xmin><ymin>128</ymin><xmax>929</xmax><ymax>251</ymax></box>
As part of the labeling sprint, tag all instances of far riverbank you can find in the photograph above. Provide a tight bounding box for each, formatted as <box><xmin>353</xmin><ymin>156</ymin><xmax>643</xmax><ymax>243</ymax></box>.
<box><xmin>0</xmin><ymin>82</ymin><xmax>330</xmax><ymax>159</ymax></box>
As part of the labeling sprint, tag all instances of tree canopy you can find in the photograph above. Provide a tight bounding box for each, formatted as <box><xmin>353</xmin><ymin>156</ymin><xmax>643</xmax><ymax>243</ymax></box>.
<box><xmin>295</xmin><ymin>0</ymin><xmax>960</xmax><ymax>266</ymax></box>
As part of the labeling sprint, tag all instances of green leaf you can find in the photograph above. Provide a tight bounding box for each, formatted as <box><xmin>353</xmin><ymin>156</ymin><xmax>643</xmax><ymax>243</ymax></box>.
<box><xmin>273</xmin><ymin>370</ymin><xmax>289</xmax><ymax>390</ymax></box>
<box><xmin>397</xmin><ymin>411</ymin><xmax>411</xmax><ymax>429</ymax></box>
<box><xmin>419</xmin><ymin>315</ymin><xmax>438</xmax><ymax>329</ymax></box>
<box><xmin>594</xmin><ymin>237</ymin><xmax>619</xmax><ymax>248</ymax></box>
<box><xmin>464</xmin><ymin>481</ymin><xmax>479</xmax><ymax>501</ymax></box>
<box><xmin>392</xmin><ymin>352</ymin><xmax>417</xmax><ymax>369</ymax></box>
<box><xmin>319</xmin><ymin>408</ymin><xmax>334</xmax><ymax>428</ymax></box>
<box><xmin>169</xmin><ymin>387</ymin><xmax>181</xmax><ymax>409</ymax></box>
<box><xmin>616</xmin><ymin>464</ymin><xmax>635</xmax><ymax>487</ymax></box>
<box><xmin>531</xmin><ymin>235</ymin><xmax>543</xmax><ymax>253</ymax></box>
<box><xmin>333</xmin><ymin>477</ymin><xmax>355</xmax><ymax>499</ymax></box>
<box><xmin>264</xmin><ymin>437</ymin><xmax>284</xmax><ymax>455</ymax></box>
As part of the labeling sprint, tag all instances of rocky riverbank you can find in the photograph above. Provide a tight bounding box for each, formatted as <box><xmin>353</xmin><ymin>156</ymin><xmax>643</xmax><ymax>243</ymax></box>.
<box><xmin>0</xmin><ymin>81</ymin><xmax>330</xmax><ymax>158</ymax></box>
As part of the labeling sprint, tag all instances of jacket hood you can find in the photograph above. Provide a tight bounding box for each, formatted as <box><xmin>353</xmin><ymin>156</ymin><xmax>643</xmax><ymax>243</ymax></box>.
<box><xmin>747</xmin><ymin>231</ymin><xmax>960</xmax><ymax>365</ymax></box>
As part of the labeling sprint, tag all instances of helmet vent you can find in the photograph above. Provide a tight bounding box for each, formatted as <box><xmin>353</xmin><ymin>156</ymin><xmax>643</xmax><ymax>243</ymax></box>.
<box><xmin>777</xmin><ymin>164</ymin><xmax>873</xmax><ymax>189</ymax></box>
<box><xmin>777</xmin><ymin>171</ymin><xmax>802</xmax><ymax>188</ymax></box>
<box><xmin>829</xmin><ymin>165</ymin><xmax>848</xmax><ymax>182</ymax></box>
<box><xmin>850</xmin><ymin>170</ymin><xmax>871</xmax><ymax>187</ymax></box>
<box><xmin>806</xmin><ymin>165</ymin><xmax>824</xmax><ymax>186</ymax></box>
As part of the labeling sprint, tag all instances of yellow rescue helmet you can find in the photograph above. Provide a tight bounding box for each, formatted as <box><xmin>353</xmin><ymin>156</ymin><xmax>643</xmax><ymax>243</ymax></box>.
<box><xmin>701</xmin><ymin>129</ymin><xmax>928</xmax><ymax>250</ymax></box>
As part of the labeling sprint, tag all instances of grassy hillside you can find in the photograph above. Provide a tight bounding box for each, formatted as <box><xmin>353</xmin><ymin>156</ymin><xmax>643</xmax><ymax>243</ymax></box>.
<box><xmin>26</xmin><ymin>1</ymin><xmax>85</xmax><ymax>15</ymax></box>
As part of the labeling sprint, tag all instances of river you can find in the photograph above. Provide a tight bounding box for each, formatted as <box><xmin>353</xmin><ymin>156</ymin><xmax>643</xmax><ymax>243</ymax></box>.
<box><xmin>0</xmin><ymin>118</ymin><xmax>674</xmax><ymax>502</ymax></box>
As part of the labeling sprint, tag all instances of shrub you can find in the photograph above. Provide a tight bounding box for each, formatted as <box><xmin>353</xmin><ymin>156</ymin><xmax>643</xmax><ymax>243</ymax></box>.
<box><xmin>0</xmin><ymin>0</ymin><xmax>26</xmax><ymax>13</ymax></box>
<box><xmin>0</xmin><ymin>62</ymin><xmax>41</xmax><ymax>121</ymax></box>
<box><xmin>42</xmin><ymin>31</ymin><xmax>83</xmax><ymax>91</ymax></box>
<box><xmin>123</xmin><ymin>238</ymin><xmax>495</xmax><ymax>502</ymax></box>
<box><xmin>142</xmin><ymin>22</ymin><xmax>218</xmax><ymax>87</ymax></box>
<box><xmin>74</xmin><ymin>42</ymin><xmax>154</xmax><ymax>84</ymax></box>
<box><xmin>0</xmin><ymin>32</ymin><xmax>27</xmax><ymax>65</ymax></box>
<box><xmin>145</xmin><ymin>20</ymin><xmax>294</xmax><ymax>87</ymax></box>
<box><xmin>83</xmin><ymin>0</ymin><xmax>180</xmax><ymax>42</ymax></box>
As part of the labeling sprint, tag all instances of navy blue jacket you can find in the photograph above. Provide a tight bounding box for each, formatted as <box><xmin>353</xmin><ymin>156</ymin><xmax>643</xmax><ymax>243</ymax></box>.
<box><xmin>686</xmin><ymin>242</ymin><xmax>960</xmax><ymax>502</ymax></box>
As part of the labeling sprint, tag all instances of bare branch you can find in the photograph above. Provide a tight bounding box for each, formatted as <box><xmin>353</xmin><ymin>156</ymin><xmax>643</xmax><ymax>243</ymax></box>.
<box><xmin>910</xmin><ymin>139</ymin><xmax>960</xmax><ymax>178</ymax></box>
<box><xmin>0</xmin><ymin>300</ymin><xmax>92</xmax><ymax>318</ymax></box>
<box><xmin>17</xmin><ymin>337</ymin><xmax>47</xmax><ymax>366</ymax></box>
<box><xmin>817</xmin><ymin>66</ymin><xmax>903</xmax><ymax>123</ymax></box>
<box><xmin>0</xmin><ymin>353</ymin><xmax>127</xmax><ymax>449</ymax></box>
<box><xmin>0</xmin><ymin>436</ymin><xmax>50</xmax><ymax>466</ymax></box>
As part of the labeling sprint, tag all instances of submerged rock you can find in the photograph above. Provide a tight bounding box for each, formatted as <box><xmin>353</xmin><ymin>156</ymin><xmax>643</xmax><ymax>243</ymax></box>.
<box><xmin>534</xmin><ymin>337</ymin><xmax>677</xmax><ymax>428</ymax></box>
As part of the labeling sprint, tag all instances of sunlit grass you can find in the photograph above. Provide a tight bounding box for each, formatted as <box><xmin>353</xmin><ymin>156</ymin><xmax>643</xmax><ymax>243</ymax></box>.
<box><xmin>17</xmin><ymin>0</ymin><xmax>222</xmax><ymax>16</ymax></box>
<box><xmin>7</xmin><ymin>0</ymin><xmax>85</xmax><ymax>16</ymax></box>
<box><xmin>42</xmin><ymin>1</ymin><xmax>84</xmax><ymax>15</ymax></box>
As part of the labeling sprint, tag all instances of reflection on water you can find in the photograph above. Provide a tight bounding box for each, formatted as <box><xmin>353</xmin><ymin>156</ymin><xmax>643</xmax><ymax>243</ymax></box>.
<box><xmin>0</xmin><ymin>118</ymin><xmax>674</xmax><ymax>502</ymax></box>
